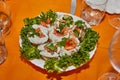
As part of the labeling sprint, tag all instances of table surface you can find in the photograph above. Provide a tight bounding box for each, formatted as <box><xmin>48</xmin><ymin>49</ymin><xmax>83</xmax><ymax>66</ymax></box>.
<box><xmin>0</xmin><ymin>0</ymin><xmax>117</xmax><ymax>80</ymax></box>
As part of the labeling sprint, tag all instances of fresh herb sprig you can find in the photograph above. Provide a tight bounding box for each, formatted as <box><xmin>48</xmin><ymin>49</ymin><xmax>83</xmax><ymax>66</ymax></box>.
<box><xmin>20</xmin><ymin>25</ymin><xmax>40</xmax><ymax>60</ymax></box>
<box><xmin>80</xmin><ymin>28</ymin><xmax>99</xmax><ymax>52</ymax></box>
<box><xmin>62</xmin><ymin>15</ymin><xmax>73</xmax><ymax>26</ymax></box>
<box><xmin>40</xmin><ymin>9</ymin><xmax>57</xmax><ymax>23</ymax></box>
<box><xmin>44</xmin><ymin>51</ymin><xmax>90</xmax><ymax>73</ymax></box>
<box><xmin>23</xmin><ymin>10</ymin><xmax>57</xmax><ymax>26</ymax></box>
<box><xmin>46</xmin><ymin>43</ymin><xmax>57</xmax><ymax>51</ymax></box>
<box><xmin>75</xmin><ymin>20</ymin><xmax>85</xmax><ymax>29</ymax></box>
<box><xmin>58</xmin><ymin>15</ymin><xmax>74</xmax><ymax>33</ymax></box>
<box><xmin>44</xmin><ymin>58</ymin><xmax>56</xmax><ymax>73</ymax></box>
<box><xmin>57</xmin><ymin>38</ymin><xmax>69</xmax><ymax>47</ymax></box>
<box><xmin>24</xmin><ymin>16</ymin><xmax>41</xmax><ymax>25</ymax></box>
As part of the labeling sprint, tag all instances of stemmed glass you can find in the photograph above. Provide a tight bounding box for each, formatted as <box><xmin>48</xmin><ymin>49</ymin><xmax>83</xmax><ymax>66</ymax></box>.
<box><xmin>0</xmin><ymin>30</ymin><xmax>7</xmax><ymax>64</ymax></box>
<box><xmin>0</xmin><ymin>0</ymin><xmax>11</xmax><ymax>37</ymax></box>
<box><xmin>98</xmin><ymin>29</ymin><xmax>120</xmax><ymax>80</ymax></box>
<box><xmin>0</xmin><ymin>0</ymin><xmax>11</xmax><ymax>64</ymax></box>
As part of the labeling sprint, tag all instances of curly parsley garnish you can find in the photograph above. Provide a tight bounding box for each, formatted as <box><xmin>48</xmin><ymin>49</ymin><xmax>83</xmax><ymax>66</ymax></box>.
<box><xmin>20</xmin><ymin>25</ymin><xmax>40</xmax><ymax>60</ymax></box>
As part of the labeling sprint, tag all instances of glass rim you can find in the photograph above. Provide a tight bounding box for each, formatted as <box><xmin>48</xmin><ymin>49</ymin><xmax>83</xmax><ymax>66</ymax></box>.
<box><xmin>108</xmin><ymin>28</ymin><xmax>120</xmax><ymax>72</ymax></box>
<box><xmin>97</xmin><ymin>72</ymin><xmax>120</xmax><ymax>80</ymax></box>
<box><xmin>108</xmin><ymin>28</ymin><xmax>120</xmax><ymax>58</ymax></box>
<box><xmin>108</xmin><ymin>15</ymin><xmax>120</xmax><ymax>29</ymax></box>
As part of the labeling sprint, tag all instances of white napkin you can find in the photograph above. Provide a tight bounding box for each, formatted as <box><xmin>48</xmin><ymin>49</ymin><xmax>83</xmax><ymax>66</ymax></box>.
<box><xmin>106</xmin><ymin>0</ymin><xmax>120</xmax><ymax>14</ymax></box>
<box><xmin>85</xmin><ymin>0</ymin><xmax>120</xmax><ymax>14</ymax></box>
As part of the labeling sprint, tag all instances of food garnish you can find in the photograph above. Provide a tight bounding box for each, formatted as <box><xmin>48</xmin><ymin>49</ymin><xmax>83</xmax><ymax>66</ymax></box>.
<box><xmin>20</xmin><ymin>10</ymin><xmax>99</xmax><ymax>73</ymax></box>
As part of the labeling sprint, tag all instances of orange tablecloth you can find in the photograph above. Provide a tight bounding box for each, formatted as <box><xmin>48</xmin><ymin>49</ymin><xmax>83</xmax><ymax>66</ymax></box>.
<box><xmin>0</xmin><ymin>0</ymin><xmax>117</xmax><ymax>80</ymax></box>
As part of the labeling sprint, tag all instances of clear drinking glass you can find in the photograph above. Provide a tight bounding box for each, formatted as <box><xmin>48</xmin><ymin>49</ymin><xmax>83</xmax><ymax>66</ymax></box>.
<box><xmin>81</xmin><ymin>0</ymin><xmax>108</xmax><ymax>26</ymax></box>
<box><xmin>108</xmin><ymin>14</ymin><xmax>120</xmax><ymax>29</ymax></box>
<box><xmin>98</xmin><ymin>29</ymin><xmax>120</xmax><ymax>80</ymax></box>
<box><xmin>0</xmin><ymin>0</ymin><xmax>10</xmax><ymax>64</ymax></box>
<box><xmin>0</xmin><ymin>31</ymin><xmax>7</xmax><ymax>64</ymax></box>
<box><xmin>0</xmin><ymin>0</ymin><xmax>11</xmax><ymax>37</ymax></box>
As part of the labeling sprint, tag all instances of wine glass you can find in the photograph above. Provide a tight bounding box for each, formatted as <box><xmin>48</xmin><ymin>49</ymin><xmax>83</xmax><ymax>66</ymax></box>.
<box><xmin>0</xmin><ymin>0</ymin><xmax>11</xmax><ymax>64</ymax></box>
<box><xmin>108</xmin><ymin>14</ymin><xmax>120</xmax><ymax>29</ymax></box>
<box><xmin>0</xmin><ymin>0</ymin><xmax>11</xmax><ymax>37</ymax></box>
<box><xmin>98</xmin><ymin>29</ymin><xmax>120</xmax><ymax>80</ymax></box>
<box><xmin>0</xmin><ymin>30</ymin><xmax>7</xmax><ymax>64</ymax></box>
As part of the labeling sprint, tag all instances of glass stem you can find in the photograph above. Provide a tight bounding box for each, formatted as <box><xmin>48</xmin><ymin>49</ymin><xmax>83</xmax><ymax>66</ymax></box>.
<box><xmin>0</xmin><ymin>31</ymin><xmax>5</xmax><ymax>45</ymax></box>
